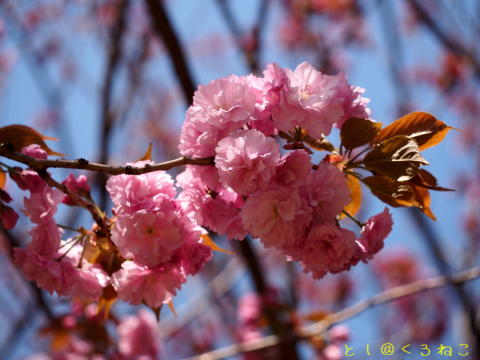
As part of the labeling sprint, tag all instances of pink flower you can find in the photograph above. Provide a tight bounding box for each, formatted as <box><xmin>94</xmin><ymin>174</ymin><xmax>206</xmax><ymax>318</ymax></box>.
<box><xmin>27</xmin><ymin>217</ymin><xmax>62</xmax><ymax>256</ymax></box>
<box><xmin>21</xmin><ymin>144</ymin><xmax>48</xmax><ymax>159</ymax></box>
<box><xmin>202</xmin><ymin>188</ymin><xmax>247</xmax><ymax>240</ymax></box>
<box><xmin>215</xmin><ymin>129</ymin><xmax>280</xmax><ymax>195</ymax></box>
<box><xmin>23</xmin><ymin>185</ymin><xmax>63</xmax><ymax>223</ymax></box>
<box><xmin>62</xmin><ymin>173</ymin><xmax>91</xmax><ymax>205</ymax></box>
<box><xmin>178</xmin><ymin>182</ymin><xmax>247</xmax><ymax>240</ymax></box>
<box><xmin>241</xmin><ymin>187</ymin><xmax>312</xmax><ymax>251</ymax></box>
<box><xmin>14</xmin><ymin>248</ymin><xmax>67</xmax><ymax>295</ymax></box>
<box><xmin>178</xmin><ymin>242</ymin><xmax>212</xmax><ymax>276</ymax></box>
<box><xmin>61</xmin><ymin>246</ymin><xmax>110</xmax><ymax>299</ymax></box>
<box><xmin>176</xmin><ymin>165</ymin><xmax>220</xmax><ymax>191</ymax></box>
<box><xmin>272</xmin><ymin>62</ymin><xmax>347</xmax><ymax>138</ymax></box>
<box><xmin>275</xmin><ymin>149</ymin><xmax>311</xmax><ymax>187</ymax></box>
<box><xmin>179</xmin><ymin>75</ymin><xmax>257</xmax><ymax>158</ymax></box>
<box><xmin>358</xmin><ymin>208</ymin><xmax>393</xmax><ymax>262</ymax></box>
<box><xmin>323</xmin><ymin>345</ymin><xmax>343</xmax><ymax>360</ymax></box>
<box><xmin>238</xmin><ymin>293</ymin><xmax>262</xmax><ymax>326</ymax></box>
<box><xmin>300</xmin><ymin>162</ymin><xmax>350</xmax><ymax>224</ymax></box>
<box><xmin>112</xmin><ymin>261</ymin><xmax>186</xmax><ymax>308</ymax></box>
<box><xmin>337</xmin><ymin>85</ymin><xmax>371</xmax><ymax>128</ymax></box>
<box><xmin>301</xmin><ymin>224</ymin><xmax>356</xmax><ymax>279</ymax></box>
<box><xmin>23</xmin><ymin>185</ymin><xmax>63</xmax><ymax>257</ymax></box>
<box><xmin>106</xmin><ymin>163</ymin><xmax>176</xmax><ymax>214</ymax></box>
<box><xmin>118</xmin><ymin>309</ymin><xmax>161</xmax><ymax>359</ymax></box>
<box><xmin>111</xmin><ymin>198</ymin><xmax>194</xmax><ymax>267</ymax></box>
<box><xmin>14</xmin><ymin>169</ymin><xmax>46</xmax><ymax>192</ymax></box>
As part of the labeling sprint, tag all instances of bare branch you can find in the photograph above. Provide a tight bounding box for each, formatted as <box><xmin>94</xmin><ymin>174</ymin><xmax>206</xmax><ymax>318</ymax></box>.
<box><xmin>145</xmin><ymin>0</ymin><xmax>196</xmax><ymax>104</ymax></box>
<box><xmin>0</xmin><ymin>146</ymin><xmax>214</xmax><ymax>175</ymax></box>
<box><xmin>186</xmin><ymin>266</ymin><xmax>480</xmax><ymax>360</ymax></box>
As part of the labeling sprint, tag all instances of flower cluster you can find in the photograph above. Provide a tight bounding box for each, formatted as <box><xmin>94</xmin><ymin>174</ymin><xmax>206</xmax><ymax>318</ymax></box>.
<box><xmin>107</xmin><ymin>161</ymin><xmax>212</xmax><ymax>308</ymax></box>
<box><xmin>178</xmin><ymin>62</ymin><xmax>391</xmax><ymax>278</ymax></box>
<box><xmin>14</xmin><ymin>145</ymin><xmax>109</xmax><ymax>298</ymax></box>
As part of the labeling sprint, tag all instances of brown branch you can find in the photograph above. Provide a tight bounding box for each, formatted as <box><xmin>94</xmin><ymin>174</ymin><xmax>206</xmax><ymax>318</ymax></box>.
<box><xmin>97</xmin><ymin>0</ymin><xmax>130</xmax><ymax>209</ymax></box>
<box><xmin>145</xmin><ymin>0</ymin><xmax>196</xmax><ymax>104</ymax></box>
<box><xmin>0</xmin><ymin>146</ymin><xmax>214</xmax><ymax>175</ymax></box>
<box><xmin>235</xmin><ymin>238</ymin><xmax>300</xmax><ymax>360</ymax></box>
<box><xmin>186</xmin><ymin>266</ymin><xmax>480</xmax><ymax>360</ymax></box>
<box><xmin>407</xmin><ymin>0</ymin><xmax>480</xmax><ymax>77</ymax></box>
<box><xmin>35</xmin><ymin>169</ymin><xmax>108</xmax><ymax>234</ymax></box>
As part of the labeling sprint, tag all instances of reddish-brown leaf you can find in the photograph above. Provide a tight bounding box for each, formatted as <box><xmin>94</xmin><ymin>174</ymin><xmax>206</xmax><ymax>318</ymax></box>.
<box><xmin>136</xmin><ymin>143</ymin><xmax>153</xmax><ymax>161</ymax></box>
<box><xmin>411</xmin><ymin>185</ymin><xmax>436</xmax><ymax>220</ymax></box>
<box><xmin>0</xmin><ymin>172</ymin><xmax>5</xmax><ymax>189</ymax></box>
<box><xmin>363</xmin><ymin>135</ymin><xmax>428</xmax><ymax>181</ymax></box>
<box><xmin>340</xmin><ymin>174</ymin><xmax>362</xmax><ymax>219</ymax></box>
<box><xmin>362</xmin><ymin>175</ymin><xmax>420</xmax><ymax>208</ymax></box>
<box><xmin>410</xmin><ymin>169</ymin><xmax>454</xmax><ymax>191</ymax></box>
<box><xmin>0</xmin><ymin>124</ymin><xmax>63</xmax><ymax>156</ymax></box>
<box><xmin>373</xmin><ymin>111</ymin><xmax>452</xmax><ymax>150</ymax></box>
<box><xmin>340</xmin><ymin>117</ymin><xmax>382</xmax><ymax>150</ymax></box>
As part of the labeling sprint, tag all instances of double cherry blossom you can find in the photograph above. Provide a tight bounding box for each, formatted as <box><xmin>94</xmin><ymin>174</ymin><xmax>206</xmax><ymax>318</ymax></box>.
<box><xmin>14</xmin><ymin>62</ymin><xmax>392</xmax><ymax>305</ymax></box>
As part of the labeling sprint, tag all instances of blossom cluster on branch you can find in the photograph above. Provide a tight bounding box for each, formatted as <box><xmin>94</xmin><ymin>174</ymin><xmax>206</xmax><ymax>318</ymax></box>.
<box><xmin>0</xmin><ymin>61</ymin><xmax>450</xmax><ymax>316</ymax></box>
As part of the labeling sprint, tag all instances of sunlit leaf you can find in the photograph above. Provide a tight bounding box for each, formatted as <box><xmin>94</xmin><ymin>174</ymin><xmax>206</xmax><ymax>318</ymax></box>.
<box><xmin>362</xmin><ymin>175</ymin><xmax>420</xmax><ymax>208</ymax></box>
<box><xmin>410</xmin><ymin>169</ymin><xmax>454</xmax><ymax>191</ymax></box>
<box><xmin>137</xmin><ymin>143</ymin><xmax>153</xmax><ymax>161</ymax></box>
<box><xmin>340</xmin><ymin>117</ymin><xmax>381</xmax><ymax>150</ymax></box>
<box><xmin>201</xmin><ymin>234</ymin><xmax>235</xmax><ymax>256</ymax></box>
<box><xmin>168</xmin><ymin>300</ymin><xmax>177</xmax><ymax>317</ymax></box>
<box><xmin>340</xmin><ymin>174</ymin><xmax>362</xmax><ymax>219</ymax></box>
<box><xmin>373</xmin><ymin>112</ymin><xmax>452</xmax><ymax>150</ymax></box>
<box><xmin>363</xmin><ymin>135</ymin><xmax>428</xmax><ymax>181</ymax></box>
<box><xmin>0</xmin><ymin>124</ymin><xmax>63</xmax><ymax>156</ymax></box>
<box><xmin>411</xmin><ymin>185</ymin><xmax>436</xmax><ymax>220</ymax></box>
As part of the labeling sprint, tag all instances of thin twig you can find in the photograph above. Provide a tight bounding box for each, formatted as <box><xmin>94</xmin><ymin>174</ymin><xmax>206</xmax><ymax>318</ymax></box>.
<box><xmin>186</xmin><ymin>266</ymin><xmax>480</xmax><ymax>360</ymax></box>
<box><xmin>0</xmin><ymin>146</ymin><xmax>214</xmax><ymax>175</ymax></box>
<box><xmin>35</xmin><ymin>169</ymin><xmax>108</xmax><ymax>233</ymax></box>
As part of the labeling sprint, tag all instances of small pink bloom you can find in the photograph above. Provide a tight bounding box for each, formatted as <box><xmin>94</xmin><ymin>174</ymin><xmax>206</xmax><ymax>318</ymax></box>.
<box><xmin>238</xmin><ymin>293</ymin><xmax>262</xmax><ymax>326</ymax></box>
<box><xmin>14</xmin><ymin>248</ymin><xmax>67</xmax><ymax>295</ymax></box>
<box><xmin>62</xmin><ymin>246</ymin><xmax>110</xmax><ymax>299</ymax></box>
<box><xmin>111</xmin><ymin>198</ymin><xmax>190</xmax><ymax>267</ymax></box>
<box><xmin>62</xmin><ymin>174</ymin><xmax>91</xmax><ymax>205</ymax></box>
<box><xmin>178</xmin><ymin>242</ymin><xmax>212</xmax><ymax>276</ymax></box>
<box><xmin>112</xmin><ymin>261</ymin><xmax>186</xmax><ymax>308</ymax></box>
<box><xmin>178</xmin><ymin>182</ymin><xmax>247</xmax><ymax>240</ymax></box>
<box><xmin>27</xmin><ymin>218</ymin><xmax>62</xmax><ymax>256</ymax></box>
<box><xmin>215</xmin><ymin>129</ymin><xmax>280</xmax><ymax>195</ymax></box>
<box><xmin>323</xmin><ymin>344</ymin><xmax>343</xmax><ymax>360</ymax></box>
<box><xmin>179</xmin><ymin>75</ymin><xmax>257</xmax><ymax>158</ymax></box>
<box><xmin>272</xmin><ymin>62</ymin><xmax>346</xmax><ymax>138</ymax></box>
<box><xmin>300</xmin><ymin>162</ymin><xmax>350</xmax><ymax>224</ymax></box>
<box><xmin>241</xmin><ymin>187</ymin><xmax>312</xmax><ymax>251</ymax></box>
<box><xmin>106</xmin><ymin>163</ymin><xmax>176</xmax><ymax>215</ymax></box>
<box><xmin>118</xmin><ymin>309</ymin><xmax>161</xmax><ymax>359</ymax></box>
<box><xmin>329</xmin><ymin>325</ymin><xmax>350</xmax><ymax>343</ymax></box>
<box><xmin>358</xmin><ymin>207</ymin><xmax>393</xmax><ymax>262</ymax></box>
<box><xmin>21</xmin><ymin>144</ymin><xmax>48</xmax><ymax>160</ymax></box>
<box><xmin>275</xmin><ymin>149</ymin><xmax>311</xmax><ymax>187</ymax></box>
<box><xmin>15</xmin><ymin>169</ymin><xmax>45</xmax><ymax>192</ymax></box>
<box><xmin>301</xmin><ymin>224</ymin><xmax>356</xmax><ymax>279</ymax></box>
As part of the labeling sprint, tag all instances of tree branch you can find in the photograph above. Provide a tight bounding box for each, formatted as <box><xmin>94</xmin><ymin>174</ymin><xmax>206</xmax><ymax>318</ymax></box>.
<box><xmin>0</xmin><ymin>146</ymin><xmax>214</xmax><ymax>175</ymax></box>
<box><xmin>186</xmin><ymin>266</ymin><xmax>480</xmax><ymax>360</ymax></box>
<box><xmin>97</xmin><ymin>0</ymin><xmax>130</xmax><ymax>210</ymax></box>
<box><xmin>145</xmin><ymin>0</ymin><xmax>196</xmax><ymax>104</ymax></box>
